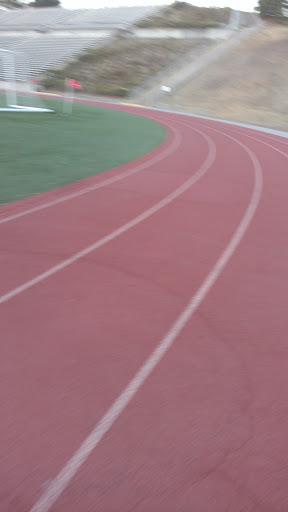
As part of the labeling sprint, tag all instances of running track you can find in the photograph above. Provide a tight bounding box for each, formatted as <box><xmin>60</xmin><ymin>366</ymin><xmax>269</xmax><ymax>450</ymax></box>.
<box><xmin>1</xmin><ymin>103</ymin><xmax>288</xmax><ymax>512</ymax></box>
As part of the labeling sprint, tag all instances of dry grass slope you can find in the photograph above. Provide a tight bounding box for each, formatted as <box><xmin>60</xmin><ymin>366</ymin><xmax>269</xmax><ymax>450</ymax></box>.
<box><xmin>167</xmin><ymin>25</ymin><xmax>288</xmax><ymax>131</ymax></box>
<box><xmin>43</xmin><ymin>2</ymin><xmax>242</xmax><ymax>97</ymax></box>
<box><xmin>136</xmin><ymin>3</ymin><xmax>231</xmax><ymax>28</ymax></box>
<box><xmin>44</xmin><ymin>39</ymin><xmax>206</xmax><ymax>97</ymax></box>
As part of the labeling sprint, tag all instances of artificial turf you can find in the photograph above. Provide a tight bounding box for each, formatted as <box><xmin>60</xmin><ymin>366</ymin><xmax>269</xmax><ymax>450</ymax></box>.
<box><xmin>0</xmin><ymin>99</ymin><xmax>166</xmax><ymax>204</ymax></box>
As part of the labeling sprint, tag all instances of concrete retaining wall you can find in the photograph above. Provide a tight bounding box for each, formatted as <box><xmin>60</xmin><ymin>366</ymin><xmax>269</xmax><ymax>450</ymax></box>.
<box><xmin>131</xmin><ymin>27</ymin><xmax>234</xmax><ymax>41</ymax></box>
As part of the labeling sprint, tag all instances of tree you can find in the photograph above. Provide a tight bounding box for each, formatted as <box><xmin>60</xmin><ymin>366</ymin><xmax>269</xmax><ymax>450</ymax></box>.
<box><xmin>256</xmin><ymin>0</ymin><xmax>288</xmax><ymax>18</ymax></box>
<box><xmin>29</xmin><ymin>0</ymin><xmax>61</xmax><ymax>7</ymax></box>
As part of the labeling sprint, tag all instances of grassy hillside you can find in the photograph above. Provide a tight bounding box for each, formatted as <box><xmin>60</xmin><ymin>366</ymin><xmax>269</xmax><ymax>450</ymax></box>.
<box><xmin>166</xmin><ymin>25</ymin><xmax>288</xmax><ymax>131</ymax></box>
<box><xmin>136</xmin><ymin>2</ymin><xmax>231</xmax><ymax>29</ymax></box>
<box><xmin>43</xmin><ymin>38</ymin><xmax>207</xmax><ymax>97</ymax></box>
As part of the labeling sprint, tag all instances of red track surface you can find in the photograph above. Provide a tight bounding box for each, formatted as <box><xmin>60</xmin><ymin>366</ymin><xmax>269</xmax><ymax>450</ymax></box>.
<box><xmin>1</xmin><ymin>104</ymin><xmax>288</xmax><ymax>512</ymax></box>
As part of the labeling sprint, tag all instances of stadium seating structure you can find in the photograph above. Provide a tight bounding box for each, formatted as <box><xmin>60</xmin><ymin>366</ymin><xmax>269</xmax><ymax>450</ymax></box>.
<box><xmin>0</xmin><ymin>6</ymin><xmax>158</xmax><ymax>78</ymax></box>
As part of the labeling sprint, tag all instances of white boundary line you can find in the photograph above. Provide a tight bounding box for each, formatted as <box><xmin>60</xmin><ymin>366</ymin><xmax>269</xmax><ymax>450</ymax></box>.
<box><xmin>29</xmin><ymin>122</ymin><xmax>263</xmax><ymax>512</ymax></box>
<box><xmin>131</xmin><ymin>102</ymin><xmax>288</xmax><ymax>140</ymax></box>
<box><xmin>194</xmin><ymin>120</ymin><xmax>288</xmax><ymax>168</ymax></box>
<box><xmin>257</xmin><ymin>133</ymin><xmax>288</xmax><ymax>146</ymax></box>
<box><xmin>211</xmin><ymin>123</ymin><xmax>288</xmax><ymax>157</ymax></box>
<box><xmin>225</xmin><ymin>127</ymin><xmax>288</xmax><ymax>145</ymax></box>
<box><xmin>0</xmin><ymin>125</ymin><xmax>216</xmax><ymax>306</ymax></box>
<box><xmin>0</xmin><ymin>118</ymin><xmax>181</xmax><ymax>225</ymax></box>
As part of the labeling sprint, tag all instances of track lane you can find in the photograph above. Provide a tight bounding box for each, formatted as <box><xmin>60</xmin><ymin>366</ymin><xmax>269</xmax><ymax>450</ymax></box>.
<box><xmin>36</xmin><ymin>115</ymin><xmax>288</xmax><ymax>512</ymax></box>
<box><xmin>0</xmin><ymin>114</ymin><xmax>259</xmax><ymax>511</ymax></box>
<box><xmin>0</xmin><ymin>117</ymin><xmax>206</xmax><ymax>295</ymax></box>
<box><xmin>27</xmin><ymin>120</ymin><xmax>262</xmax><ymax>512</ymax></box>
<box><xmin>1</xmin><ymin>114</ymin><xmax>216</xmax><ymax>510</ymax></box>
<box><xmin>178</xmin><ymin>117</ymin><xmax>288</xmax><ymax>511</ymax></box>
<box><xmin>3</xmin><ymin>105</ymin><xmax>288</xmax><ymax>511</ymax></box>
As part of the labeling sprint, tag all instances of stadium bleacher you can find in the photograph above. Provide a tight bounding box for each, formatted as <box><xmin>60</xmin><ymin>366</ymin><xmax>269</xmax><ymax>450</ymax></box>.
<box><xmin>0</xmin><ymin>6</ymin><xmax>159</xmax><ymax>78</ymax></box>
<box><xmin>0</xmin><ymin>34</ymin><xmax>106</xmax><ymax>76</ymax></box>
<box><xmin>0</xmin><ymin>6</ymin><xmax>158</xmax><ymax>30</ymax></box>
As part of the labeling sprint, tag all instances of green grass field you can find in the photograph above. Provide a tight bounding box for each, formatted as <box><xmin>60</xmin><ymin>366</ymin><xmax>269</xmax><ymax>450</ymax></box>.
<box><xmin>0</xmin><ymin>98</ymin><xmax>166</xmax><ymax>205</ymax></box>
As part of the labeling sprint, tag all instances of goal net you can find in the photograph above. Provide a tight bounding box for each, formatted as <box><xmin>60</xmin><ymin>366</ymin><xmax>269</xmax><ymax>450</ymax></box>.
<box><xmin>0</xmin><ymin>49</ymin><xmax>54</xmax><ymax>113</ymax></box>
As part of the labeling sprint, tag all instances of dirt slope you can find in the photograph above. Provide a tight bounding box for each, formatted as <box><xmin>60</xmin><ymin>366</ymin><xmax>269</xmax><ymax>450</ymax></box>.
<box><xmin>165</xmin><ymin>25</ymin><xmax>288</xmax><ymax>131</ymax></box>
<box><xmin>43</xmin><ymin>39</ymin><xmax>207</xmax><ymax>97</ymax></box>
<box><xmin>136</xmin><ymin>3</ymin><xmax>231</xmax><ymax>28</ymax></box>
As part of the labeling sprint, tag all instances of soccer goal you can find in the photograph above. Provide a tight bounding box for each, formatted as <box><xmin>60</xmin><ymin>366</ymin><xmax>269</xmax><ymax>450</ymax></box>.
<box><xmin>0</xmin><ymin>49</ymin><xmax>54</xmax><ymax>113</ymax></box>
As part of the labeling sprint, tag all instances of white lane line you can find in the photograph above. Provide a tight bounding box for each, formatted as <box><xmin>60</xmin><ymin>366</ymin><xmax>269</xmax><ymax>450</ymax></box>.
<box><xmin>0</xmin><ymin>119</ymin><xmax>181</xmax><ymax>225</ymax></box>
<box><xmin>29</xmin><ymin>125</ymin><xmax>263</xmax><ymax>512</ymax></box>
<box><xmin>187</xmin><ymin>112</ymin><xmax>288</xmax><ymax>151</ymax></box>
<box><xmin>0</xmin><ymin>126</ymin><xmax>216</xmax><ymax>306</ymax></box>
<box><xmin>224</xmin><ymin>126</ymin><xmax>288</xmax><ymax>146</ymax></box>
<box><xmin>208</xmin><ymin>123</ymin><xmax>288</xmax><ymax>160</ymax></box>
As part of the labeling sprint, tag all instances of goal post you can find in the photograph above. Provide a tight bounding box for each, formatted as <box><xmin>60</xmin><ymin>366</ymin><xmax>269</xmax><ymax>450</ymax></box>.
<box><xmin>0</xmin><ymin>48</ymin><xmax>54</xmax><ymax>113</ymax></box>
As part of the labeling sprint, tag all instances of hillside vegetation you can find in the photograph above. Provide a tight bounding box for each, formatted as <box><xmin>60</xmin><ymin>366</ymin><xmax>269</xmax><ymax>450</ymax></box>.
<box><xmin>42</xmin><ymin>2</ymin><xmax>240</xmax><ymax>97</ymax></box>
<box><xmin>136</xmin><ymin>2</ymin><xmax>231</xmax><ymax>28</ymax></box>
<box><xmin>165</xmin><ymin>25</ymin><xmax>288</xmax><ymax>131</ymax></box>
<box><xmin>43</xmin><ymin>38</ymin><xmax>209</xmax><ymax>97</ymax></box>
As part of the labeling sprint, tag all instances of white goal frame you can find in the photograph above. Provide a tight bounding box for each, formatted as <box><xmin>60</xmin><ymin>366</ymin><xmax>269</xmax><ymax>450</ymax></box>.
<box><xmin>0</xmin><ymin>48</ymin><xmax>54</xmax><ymax>113</ymax></box>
